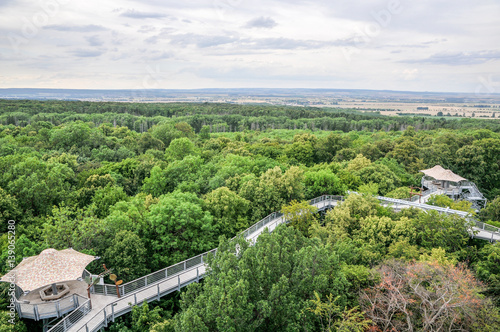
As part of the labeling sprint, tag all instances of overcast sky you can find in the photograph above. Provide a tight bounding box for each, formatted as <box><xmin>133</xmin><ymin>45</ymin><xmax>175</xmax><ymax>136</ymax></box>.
<box><xmin>0</xmin><ymin>0</ymin><xmax>499</xmax><ymax>92</ymax></box>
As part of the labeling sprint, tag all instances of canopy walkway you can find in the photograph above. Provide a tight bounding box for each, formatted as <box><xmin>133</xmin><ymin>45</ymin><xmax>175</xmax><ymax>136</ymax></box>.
<box><xmin>40</xmin><ymin>195</ymin><xmax>499</xmax><ymax>332</ymax></box>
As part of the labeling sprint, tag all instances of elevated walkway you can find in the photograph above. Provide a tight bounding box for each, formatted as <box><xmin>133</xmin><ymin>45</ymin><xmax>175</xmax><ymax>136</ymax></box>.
<box><xmin>44</xmin><ymin>195</ymin><xmax>499</xmax><ymax>332</ymax></box>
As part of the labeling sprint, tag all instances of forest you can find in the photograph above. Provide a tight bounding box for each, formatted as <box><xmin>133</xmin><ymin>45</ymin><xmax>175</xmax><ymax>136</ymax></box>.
<box><xmin>0</xmin><ymin>100</ymin><xmax>500</xmax><ymax>331</ymax></box>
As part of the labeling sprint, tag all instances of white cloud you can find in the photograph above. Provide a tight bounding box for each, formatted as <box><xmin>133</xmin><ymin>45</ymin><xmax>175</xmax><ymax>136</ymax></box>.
<box><xmin>244</xmin><ymin>17</ymin><xmax>278</xmax><ymax>29</ymax></box>
<box><xmin>0</xmin><ymin>0</ymin><xmax>499</xmax><ymax>92</ymax></box>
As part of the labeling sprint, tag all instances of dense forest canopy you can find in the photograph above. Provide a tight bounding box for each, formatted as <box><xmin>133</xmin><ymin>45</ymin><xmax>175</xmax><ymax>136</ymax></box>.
<box><xmin>1</xmin><ymin>100</ymin><xmax>500</xmax><ymax>331</ymax></box>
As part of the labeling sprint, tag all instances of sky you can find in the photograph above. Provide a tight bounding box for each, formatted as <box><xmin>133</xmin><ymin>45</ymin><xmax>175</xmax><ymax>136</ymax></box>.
<box><xmin>0</xmin><ymin>0</ymin><xmax>499</xmax><ymax>93</ymax></box>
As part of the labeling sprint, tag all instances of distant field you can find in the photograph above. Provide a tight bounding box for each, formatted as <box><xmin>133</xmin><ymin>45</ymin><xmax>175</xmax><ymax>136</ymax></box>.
<box><xmin>328</xmin><ymin>101</ymin><xmax>499</xmax><ymax>119</ymax></box>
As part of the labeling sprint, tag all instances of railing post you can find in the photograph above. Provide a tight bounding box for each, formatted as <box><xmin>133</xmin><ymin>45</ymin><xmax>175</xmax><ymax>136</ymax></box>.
<box><xmin>15</xmin><ymin>303</ymin><xmax>21</xmax><ymax>319</ymax></box>
<box><xmin>134</xmin><ymin>293</ymin><xmax>137</xmax><ymax>305</ymax></box>
<box><xmin>184</xmin><ymin>261</ymin><xmax>186</xmax><ymax>270</ymax></box>
<box><xmin>197</xmin><ymin>268</ymin><xmax>199</xmax><ymax>282</ymax></box>
<box><xmin>56</xmin><ymin>302</ymin><xmax>61</xmax><ymax>317</ymax></box>
<box><xmin>178</xmin><ymin>275</ymin><xmax>181</xmax><ymax>291</ymax></box>
<box><xmin>145</xmin><ymin>277</ymin><xmax>148</xmax><ymax>287</ymax></box>
<box><xmin>85</xmin><ymin>324</ymin><xmax>89</xmax><ymax>332</ymax></box>
<box><xmin>104</xmin><ymin>285</ymin><xmax>107</xmax><ymax>296</ymax></box>
<box><xmin>33</xmin><ymin>305</ymin><xmax>38</xmax><ymax>321</ymax></box>
<box><xmin>104</xmin><ymin>308</ymin><xmax>108</xmax><ymax>327</ymax></box>
<box><xmin>63</xmin><ymin>316</ymin><xmax>67</xmax><ymax>330</ymax></box>
<box><xmin>201</xmin><ymin>255</ymin><xmax>203</xmax><ymax>264</ymax></box>
<box><xmin>157</xmin><ymin>284</ymin><xmax>160</xmax><ymax>301</ymax></box>
<box><xmin>165</xmin><ymin>268</ymin><xmax>168</xmax><ymax>278</ymax></box>
<box><xmin>112</xmin><ymin>303</ymin><xmax>115</xmax><ymax>322</ymax></box>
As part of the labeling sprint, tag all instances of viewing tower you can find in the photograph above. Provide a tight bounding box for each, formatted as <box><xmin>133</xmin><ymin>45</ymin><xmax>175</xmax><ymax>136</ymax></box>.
<box><xmin>420</xmin><ymin>165</ymin><xmax>487</xmax><ymax>210</ymax></box>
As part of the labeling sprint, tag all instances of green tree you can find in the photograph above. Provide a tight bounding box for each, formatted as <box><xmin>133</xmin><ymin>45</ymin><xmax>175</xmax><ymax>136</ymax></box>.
<box><xmin>0</xmin><ymin>188</ymin><xmax>21</xmax><ymax>232</ymax></box>
<box><xmin>426</xmin><ymin>194</ymin><xmax>474</xmax><ymax>213</ymax></box>
<box><xmin>387</xmin><ymin>139</ymin><xmax>424</xmax><ymax>173</ymax></box>
<box><xmin>304</xmin><ymin>170</ymin><xmax>346</xmax><ymax>198</ymax></box>
<box><xmin>306</xmin><ymin>292</ymin><xmax>371</xmax><ymax>332</ymax></box>
<box><xmin>286</xmin><ymin>137</ymin><xmax>315</xmax><ymax>165</ymax></box>
<box><xmin>42</xmin><ymin>204</ymin><xmax>105</xmax><ymax>251</ymax></box>
<box><xmin>475</xmin><ymin>243</ymin><xmax>500</xmax><ymax>306</ymax></box>
<box><xmin>142</xmin><ymin>155</ymin><xmax>208</xmax><ymax>196</ymax></box>
<box><xmin>203</xmin><ymin>187</ymin><xmax>250</xmax><ymax>237</ymax></box>
<box><xmin>316</xmin><ymin>133</ymin><xmax>351</xmax><ymax>163</ymax></box>
<box><xmin>347</xmin><ymin>154</ymin><xmax>371</xmax><ymax>172</ymax></box>
<box><xmin>199</xmin><ymin>125</ymin><xmax>211</xmax><ymax>140</ymax></box>
<box><xmin>91</xmin><ymin>184</ymin><xmax>128</xmax><ymax>218</ymax></box>
<box><xmin>0</xmin><ymin>311</ymin><xmax>27</xmax><ymax>332</ymax></box>
<box><xmin>413</xmin><ymin>210</ymin><xmax>473</xmax><ymax>254</ymax></box>
<box><xmin>353</xmin><ymin>164</ymin><xmax>400</xmax><ymax>195</ymax></box>
<box><xmin>176</xmin><ymin>226</ymin><xmax>349</xmax><ymax>332</ymax></box>
<box><xmin>281</xmin><ymin>200</ymin><xmax>318</xmax><ymax>236</ymax></box>
<box><xmin>0</xmin><ymin>155</ymin><xmax>74</xmax><ymax>216</ymax></box>
<box><xmin>0</xmin><ymin>234</ymin><xmax>48</xmax><ymax>274</ymax></box>
<box><xmin>165</xmin><ymin>138</ymin><xmax>197</xmax><ymax>161</ymax></box>
<box><xmin>385</xmin><ymin>186</ymin><xmax>410</xmax><ymax>199</ymax></box>
<box><xmin>240</xmin><ymin>166</ymin><xmax>305</xmax><ymax>220</ymax></box>
<box><xmin>146</xmin><ymin>191</ymin><xmax>216</xmax><ymax>270</ymax></box>
<box><xmin>481</xmin><ymin>196</ymin><xmax>500</xmax><ymax>222</ymax></box>
<box><xmin>103</xmin><ymin>230</ymin><xmax>149</xmax><ymax>281</ymax></box>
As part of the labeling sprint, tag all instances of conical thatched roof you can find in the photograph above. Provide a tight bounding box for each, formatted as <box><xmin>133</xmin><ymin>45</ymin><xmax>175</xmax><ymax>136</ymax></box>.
<box><xmin>0</xmin><ymin>248</ymin><xmax>97</xmax><ymax>292</ymax></box>
<box><xmin>420</xmin><ymin>165</ymin><xmax>467</xmax><ymax>182</ymax></box>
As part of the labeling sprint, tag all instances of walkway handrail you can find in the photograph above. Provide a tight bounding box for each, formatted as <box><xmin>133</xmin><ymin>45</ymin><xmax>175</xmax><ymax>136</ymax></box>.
<box><xmin>74</xmin><ymin>263</ymin><xmax>207</xmax><ymax>332</ymax></box>
<box><xmin>53</xmin><ymin>194</ymin><xmax>499</xmax><ymax>332</ymax></box>
<box><xmin>14</xmin><ymin>293</ymin><xmax>87</xmax><ymax>321</ymax></box>
<box><xmin>47</xmin><ymin>297</ymin><xmax>91</xmax><ymax>332</ymax></box>
<box><xmin>375</xmin><ymin>195</ymin><xmax>500</xmax><ymax>236</ymax></box>
<box><xmin>66</xmin><ymin>195</ymin><xmax>342</xmax><ymax>332</ymax></box>
<box><xmin>117</xmin><ymin>195</ymin><xmax>340</xmax><ymax>295</ymax></box>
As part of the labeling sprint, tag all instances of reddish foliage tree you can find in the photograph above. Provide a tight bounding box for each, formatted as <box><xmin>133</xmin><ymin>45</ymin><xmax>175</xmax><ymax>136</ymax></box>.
<box><xmin>360</xmin><ymin>260</ymin><xmax>489</xmax><ymax>332</ymax></box>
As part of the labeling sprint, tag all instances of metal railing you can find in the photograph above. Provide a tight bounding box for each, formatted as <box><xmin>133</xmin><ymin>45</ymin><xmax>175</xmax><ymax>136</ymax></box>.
<box><xmin>55</xmin><ymin>194</ymin><xmax>500</xmax><ymax>332</ymax></box>
<box><xmin>15</xmin><ymin>294</ymin><xmax>86</xmax><ymax>321</ymax></box>
<box><xmin>48</xmin><ymin>299</ymin><xmax>91</xmax><ymax>332</ymax></box>
<box><xmin>375</xmin><ymin>195</ymin><xmax>500</xmax><ymax>241</ymax></box>
<box><xmin>114</xmin><ymin>195</ymin><xmax>342</xmax><ymax>298</ymax></box>
<box><xmin>65</xmin><ymin>195</ymin><xmax>344</xmax><ymax>332</ymax></box>
<box><xmin>91</xmin><ymin>284</ymin><xmax>120</xmax><ymax>297</ymax></box>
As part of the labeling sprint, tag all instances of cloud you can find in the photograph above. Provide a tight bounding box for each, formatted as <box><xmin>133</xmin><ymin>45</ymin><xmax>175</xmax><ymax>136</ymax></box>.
<box><xmin>246</xmin><ymin>37</ymin><xmax>345</xmax><ymax>50</ymax></box>
<box><xmin>146</xmin><ymin>51</ymin><xmax>173</xmax><ymax>60</ymax></box>
<box><xmin>403</xmin><ymin>50</ymin><xmax>500</xmax><ymax>66</ymax></box>
<box><xmin>86</xmin><ymin>35</ymin><xmax>104</xmax><ymax>47</ymax></box>
<box><xmin>402</xmin><ymin>68</ymin><xmax>418</xmax><ymax>80</ymax></box>
<box><xmin>0</xmin><ymin>0</ymin><xmax>15</xmax><ymax>7</ymax></box>
<box><xmin>148</xmin><ymin>31</ymin><xmax>352</xmax><ymax>50</ymax></box>
<box><xmin>138</xmin><ymin>25</ymin><xmax>157</xmax><ymax>33</ymax></box>
<box><xmin>120</xmin><ymin>9</ymin><xmax>168</xmax><ymax>19</ymax></box>
<box><xmin>244</xmin><ymin>17</ymin><xmax>278</xmax><ymax>29</ymax></box>
<box><xmin>44</xmin><ymin>25</ymin><xmax>108</xmax><ymax>32</ymax></box>
<box><xmin>165</xmin><ymin>33</ymin><xmax>239</xmax><ymax>48</ymax></box>
<box><xmin>70</xmin><ymin>49</ymin><xmax>106</xmax><ymax>57</ymax></box>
